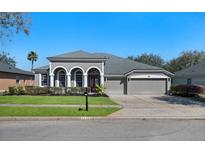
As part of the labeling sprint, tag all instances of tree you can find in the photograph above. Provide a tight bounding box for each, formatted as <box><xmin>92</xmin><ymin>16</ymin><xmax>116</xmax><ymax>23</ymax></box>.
<box><xmin>165</xmin><ymin>50</ymin><xmax>205</xmax><ymax>73</ymax></box>
<box><xmin>0</xmin><ymin>12</ymin><xmax>31</xmax><ymax>40</ymax></box>
<box><xmin>0</xmin><ymin>51</ymin><xmax>16</xmax><ymax>66</ymax></box>
<box><xmin>128</xmin><ymin>53</ymin><xmax>165</xmax><ymax>68</ymax></box>
<box><xmin>27</xmin><ymin>51</ymin><xmax>38</xmax><ymax>71</ymax></box>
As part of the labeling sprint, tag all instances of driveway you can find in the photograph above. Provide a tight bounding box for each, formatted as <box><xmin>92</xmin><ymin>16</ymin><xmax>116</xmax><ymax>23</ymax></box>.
<box><xmin>108</xmin><ymin>95</ymin><xmax>205</xmax><ymax>119</ymax></box>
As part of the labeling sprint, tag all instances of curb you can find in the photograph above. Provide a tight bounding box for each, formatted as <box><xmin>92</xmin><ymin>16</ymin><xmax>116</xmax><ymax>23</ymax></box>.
<box><xmin>0</xmin><ymin>116</ymin><xmax>205</xmax><ymax>121</ymax></box>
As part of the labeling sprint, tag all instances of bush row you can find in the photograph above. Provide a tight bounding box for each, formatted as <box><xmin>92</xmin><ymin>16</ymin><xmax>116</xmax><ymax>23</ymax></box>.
<box><xmin>8</xmin><ymin>86</ymin><xmax>25</xmax><ymax>95</ymax></box>
<box><xmin>6</xmin><ymin>86</ymin><xmax>92</xmax><ymax>96</ymax></box>
<box><xmin>170</xmin><ymin>84</ymin><xmax>205</xmax><ymax>97</ymax></box>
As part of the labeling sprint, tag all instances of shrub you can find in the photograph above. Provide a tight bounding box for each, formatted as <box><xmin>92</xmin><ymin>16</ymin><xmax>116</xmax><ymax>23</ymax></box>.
<box><xmin>16</xmin><ymin>86</ymin><xmax>25</xmax><ymax>95</ymax></box>
<box><xmin>68</xmin><ymin>87</ymin><xmax>91</xmax><ymax>95</ymax></box>
<box><xmin>170</xmin><ymin>84</ymin><xmax>205</xmax><ymax>97</ymax></box>
<box><xmin>37</xmin><ymin>87</ymin><xmax>50</xmax><ymax>95</ymax></box>
<box><xmin>8</xmin><ymin>86</ymin><xmax>25</xmax><ymax>95</ymax></box>
<box><xmin>25</xmin><ymin>86</ymin><xmax>38</xmax><ymax>95</ymax></box>
<box><xmin>49</xmin><ymin>87</ymin><xmax>66</xmax><ymax>95</ymax></box>
<box><xmin>24</xmin><ymin>86</ymin><xmax>92</xmax><ymax>96</ymax></box>
<box><xmin>95</xmin><ymin>84</ymin><xmax>105</xmax><ymax>95</ymax></box>
<box><xmin>8</xmin><ymin>86</ymin><xmax>17</xmax><ymax>95</ymax></box>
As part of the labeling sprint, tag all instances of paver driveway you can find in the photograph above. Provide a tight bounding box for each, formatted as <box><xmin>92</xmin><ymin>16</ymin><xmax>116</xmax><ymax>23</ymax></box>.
<box><xmin>109</xmin><ymin>95</ymin><xmax>205</xmax><ymax>119</ymax></box>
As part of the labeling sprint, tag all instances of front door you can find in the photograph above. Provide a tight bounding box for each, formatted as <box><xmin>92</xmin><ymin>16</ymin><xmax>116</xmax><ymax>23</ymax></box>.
<box><xmin>88</xmin><ymin>75</ymin><xmax>100</xmax><ymax>92</ymax></box>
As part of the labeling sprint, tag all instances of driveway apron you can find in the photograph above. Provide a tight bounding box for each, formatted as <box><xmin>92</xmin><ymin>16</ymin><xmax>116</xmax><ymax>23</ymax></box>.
<box><xmin>108</xmin><ymin>95</ymin><xmax>205</xmax><ymax>119</ymax></box>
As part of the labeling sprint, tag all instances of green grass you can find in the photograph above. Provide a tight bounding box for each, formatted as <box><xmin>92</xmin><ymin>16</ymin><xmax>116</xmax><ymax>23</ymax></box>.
<box><xmin>0</xmin><ymin>106</ymin><xmax>120</xmax><ymax>116</ymax></box>
<box><xmin>0</xmin><ymin>96</ymin><xmax>117</xmax><ymax>105</ymax></box>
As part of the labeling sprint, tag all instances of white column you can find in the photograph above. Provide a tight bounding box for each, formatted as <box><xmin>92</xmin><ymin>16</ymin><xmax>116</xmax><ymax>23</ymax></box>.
<box><xmin>167</xmin><ymin>77</ymin><xmax>171</xmax><ymax>92</ymax></box>
<box><xmin>38</xmin><ymin>74</ymin><xmax>42</xmax><ymax>87</ymax></box>
<box><xmin>100</xmin><ymin>74</ymin><xmax>104</xmax><ymax>86</ymax></box>
<box><xmin>84</xmin><ymin>74</ymin><xmax>88</xmax><ymax>87</ymax></box>
<box><xmin>67</xmin><ymin>74</ymin><xmax>71</xmax><ymax>87</ymax></box>
<box><xmin>56</xmin><ymin>72</ymin><xmax>59</xmax><ymax>87</ymax></box>
<box><xmin>50</xmin><ymin>74</ymin><xmax>54</xmax><ymax>87</ymax></box>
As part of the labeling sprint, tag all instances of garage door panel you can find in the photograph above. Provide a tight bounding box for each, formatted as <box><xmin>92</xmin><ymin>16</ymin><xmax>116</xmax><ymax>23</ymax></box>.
<box><xmin>128</xmin><ymin>79</ymin><xmax>166</xmax><ymax>94</ymax></box>
<box><xmin>105</xmin><ymin>78</ymin><xmax>124</xmax><ymax>94</ymax></box>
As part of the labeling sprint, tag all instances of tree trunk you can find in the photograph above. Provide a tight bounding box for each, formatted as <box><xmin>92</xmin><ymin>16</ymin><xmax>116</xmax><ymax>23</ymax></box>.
<box><xmin>31</xmin><ymin>60</ymin><xmax>34</xmax><ymax>71</ymax></box>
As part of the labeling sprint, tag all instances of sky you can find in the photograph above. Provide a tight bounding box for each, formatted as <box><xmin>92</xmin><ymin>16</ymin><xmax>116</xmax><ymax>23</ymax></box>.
<box><xmin>1</xmin><ymin>12</ymin><xmax>205</xmax><ymax>71</ymax></box>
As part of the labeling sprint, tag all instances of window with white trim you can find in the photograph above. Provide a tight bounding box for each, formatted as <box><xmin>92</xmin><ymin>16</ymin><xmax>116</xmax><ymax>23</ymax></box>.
<box><xmin>59</xmin><ymin>71</ymin><xmax>66</xmax><ymax>87</ymax></box>
<box><xmin>75</xmin><ymin>70</ymin><xmax>83</xmax><ymax>87</ymax></box>
<box><xmin>41</xmin><ymin>74</ymin><xmax>48</xmax><ymax>86</ymax></box>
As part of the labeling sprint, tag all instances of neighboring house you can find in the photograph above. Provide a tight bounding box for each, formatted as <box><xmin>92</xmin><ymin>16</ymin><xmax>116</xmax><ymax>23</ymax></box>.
<box><xmin>33</xmin><ymin>50</ymin><xmax>173</xmax><ymax>95</ymax></box>
<box><xmin>0</xmin><ymin>63</ymin><xmax>34</xmax><ymax>91</ymax></box>
<box><xmin>173</xmin><ymin>60</ymin><xmax>205</xmax><ymax>86</ymax></box>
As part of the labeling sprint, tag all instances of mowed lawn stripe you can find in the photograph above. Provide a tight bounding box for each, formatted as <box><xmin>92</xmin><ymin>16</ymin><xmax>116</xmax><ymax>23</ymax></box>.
<box><xmin>0</xmin><ymin>96</ymin><xmax>117</xmax><ymax>105</ymax></box>
<box><xmin>0</xmin><ymin>106</ymin><xmax>120</xmax><ymax>116</ymax></box>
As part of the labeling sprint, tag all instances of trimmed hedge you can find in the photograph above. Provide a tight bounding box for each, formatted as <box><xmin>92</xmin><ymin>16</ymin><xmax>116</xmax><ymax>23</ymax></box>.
<box><xmin>170</xmin><ymin>84</ymin><xmax>205</xmax><ymax>96</ymax></box>
<box><xmin>24</xmin><ymin>86</ymin><xmax>91</xmax><ymax>96</ymax></box>
<box><xmin>7</xmin><ymin>86</ymin><xmax>106</xmax><ymax>96</ymax></box>
<box><xmin>8</xmin><ymin>86</ymin><xmax>25</xmax><ymax>95</ymax></box>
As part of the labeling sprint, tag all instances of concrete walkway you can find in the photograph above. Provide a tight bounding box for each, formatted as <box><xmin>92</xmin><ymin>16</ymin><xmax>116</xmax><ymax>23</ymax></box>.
<box><xmin>108</xmin><ymin>95</ymin><xmax>205</xmax><ymax>119</ymax></box>
<box><xmin>0</xmin><ymin>104</ymin><xmax>121</xmax><ymax>108</ymax></box>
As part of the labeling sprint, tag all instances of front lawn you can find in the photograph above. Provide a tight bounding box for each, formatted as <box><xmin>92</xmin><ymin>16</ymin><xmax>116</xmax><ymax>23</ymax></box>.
<box><xmin>0</xmin><ymin>96</ymin><xmax>117</xmax><ymax>105</ymax></box>
<box><xmin>0</xmin><ymin>106</ymin><xmax>120</xmax><ymax>116</ymax></box>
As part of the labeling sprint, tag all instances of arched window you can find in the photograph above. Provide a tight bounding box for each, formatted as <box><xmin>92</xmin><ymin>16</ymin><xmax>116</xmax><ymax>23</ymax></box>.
<box><xmin>59</xmin><ymin>71</ymin><xmax>66</xmax><ymax>87</ymax></box>
<box><xmin>75</xmin><ymin>70</ymin><xmax>83</xmax><ymax>87</ymax></box>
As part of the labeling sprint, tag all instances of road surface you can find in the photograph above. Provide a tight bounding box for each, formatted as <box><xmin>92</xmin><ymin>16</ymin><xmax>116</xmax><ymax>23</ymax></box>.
<box><xmin>0</xmin><ymin>119</ymin><xmax>205</xmax><ymax>140</ymax></box>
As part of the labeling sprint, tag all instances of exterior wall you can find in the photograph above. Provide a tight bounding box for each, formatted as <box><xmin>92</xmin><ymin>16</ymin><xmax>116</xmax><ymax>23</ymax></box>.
<box><xmin>172</xmin><ymin>77</ymin><xmax>187</xmax><ymax>85</ymax></box>
<box><xmin>128</xmin><ymin>72</ymin><xmax>169</xmax><ymax>79</ymax></box>
<box><xmin>173</xmin><ymin>76</ymin><xmax>205</xmax><ymax>86</ymax></box>
<box><xmin>50</xmin><ymin>61</ymin><xmax>103</xmax><ymax>75</ymax></box>
<box><xmin>48</xmin><ymin>61</ymin><xmax>104</xmax><ymax>88</ymax></box>
<box><xmin>0</xmin><ymin>72</ymin><xmax>34</xmax><ymax>91</ymax></box>
<box><xmin>192</xmin><ymin>77</ymin><xmax>205</xmax><ymax>85</ymax></box>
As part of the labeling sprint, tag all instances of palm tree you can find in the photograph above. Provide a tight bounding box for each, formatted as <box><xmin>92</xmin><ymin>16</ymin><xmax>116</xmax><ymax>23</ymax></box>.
<box><xmin>27</xmin><ymin>51</ymin><xmax>38</xmax><ymax>71</ymax></box>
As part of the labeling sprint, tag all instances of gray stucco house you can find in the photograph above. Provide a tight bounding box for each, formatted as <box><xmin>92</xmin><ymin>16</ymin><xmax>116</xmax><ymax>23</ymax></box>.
<box><xmin>173</xmin><ymin>60</ymin><xmax>205</xmax><ymax>86</ymax></box>
<box><xmin>33</xmin><ymin>50</ymin><xmax>173</xmax><ymax>95</ymax></box>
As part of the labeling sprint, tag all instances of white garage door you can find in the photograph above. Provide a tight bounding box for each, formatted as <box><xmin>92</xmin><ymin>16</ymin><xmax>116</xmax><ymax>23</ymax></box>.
<box><xmin>128</xmin><ymin>79</ymin><xmax>167</xmax><ymax>95</ymax></box>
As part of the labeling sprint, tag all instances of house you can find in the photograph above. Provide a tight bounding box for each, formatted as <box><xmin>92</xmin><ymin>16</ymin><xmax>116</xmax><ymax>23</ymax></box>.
<box><xmin>33</xmin><ymin>50</ymin><xmax>173</xmax><ymax>95</ymax></box>
<box><xmin>173</xmin><ymin>60</ymin><xmax>205</xmax><ymax>86</ymax></box>
<box><xmin>0</xmin><ymin>63</ymin><xmax>34</xmax><ymax>91</ymax></box>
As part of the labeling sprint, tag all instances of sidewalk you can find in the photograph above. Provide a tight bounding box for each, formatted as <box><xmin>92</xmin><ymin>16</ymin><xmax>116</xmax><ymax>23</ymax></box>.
<box><xmin>0</xmin><ymin>104</ymin><xmax>122</xmax><ymax>108</ymax></box>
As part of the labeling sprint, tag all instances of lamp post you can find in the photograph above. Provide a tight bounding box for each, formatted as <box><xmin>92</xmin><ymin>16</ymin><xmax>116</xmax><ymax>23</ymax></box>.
<box><xmin>84</xmin><ymin>88</ymin><xmax>88</xmax><ymax>111</ymax></box>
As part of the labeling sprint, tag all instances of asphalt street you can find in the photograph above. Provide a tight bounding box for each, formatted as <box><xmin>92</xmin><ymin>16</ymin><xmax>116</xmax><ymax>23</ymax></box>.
<box><xmin>0</xmin><ymin>119</ymin><xmax>205</xmax><ymax>141</ymax></box>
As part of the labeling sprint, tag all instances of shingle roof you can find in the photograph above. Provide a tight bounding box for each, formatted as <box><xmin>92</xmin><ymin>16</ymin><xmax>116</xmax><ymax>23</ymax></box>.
<box><xmin>0</xmin><ymin>63</ymin><xmax>34</xmax><ymax>76</ymax></box>
<box><xmin>47</xmin><ymin>50</ymin><xmax>107</xmax><ymax>60</ymax></box>
<box><xmin>174</xmin><ymin>60</ymin><xmax>205</xmax><ymax>77</ymax></box>
<box><xmin>34</xmin><ymin>65</ymin><xmax>49</xmax><ymax>70</ymax></box>
<box><xmin>93</xmin><ymin>52</ymin><xmax>164</xmax><ymax>74</ymax></box>
<box><xmin>35</xmin><ymin>50</ymin><xmax>167</xmax><ymax>75</ymax></box>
